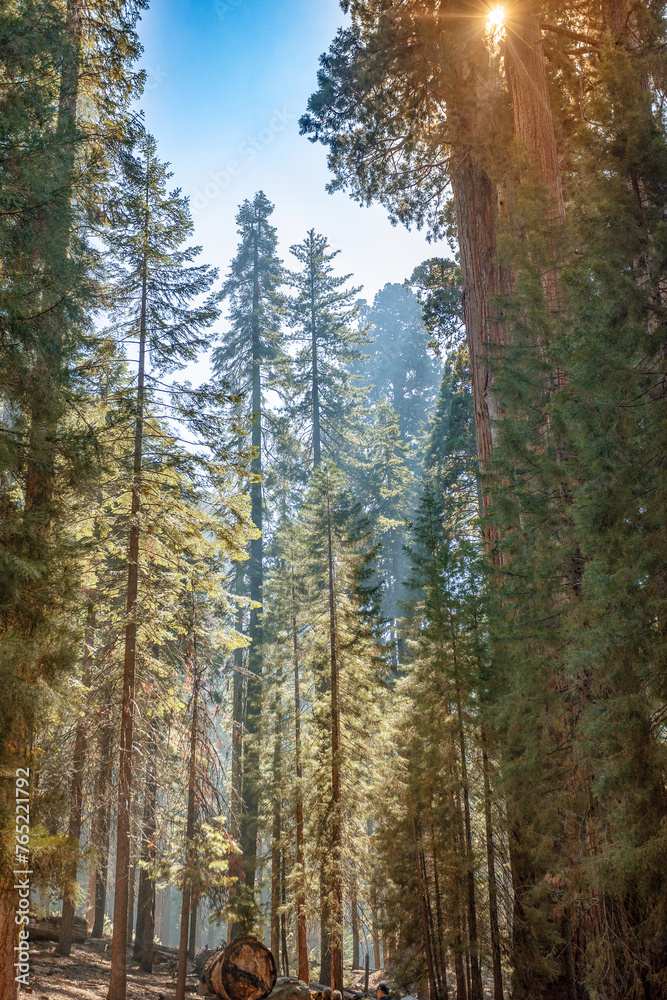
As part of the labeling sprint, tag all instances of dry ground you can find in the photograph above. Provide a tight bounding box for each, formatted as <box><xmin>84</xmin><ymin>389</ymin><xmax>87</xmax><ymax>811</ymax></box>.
<box><xmin>22</xmin><ymin>939</ymin><xmax>196</xmax><ymax>999</ymax></box>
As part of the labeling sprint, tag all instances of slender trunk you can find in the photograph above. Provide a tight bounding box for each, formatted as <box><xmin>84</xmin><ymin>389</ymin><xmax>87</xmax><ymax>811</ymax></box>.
<box><xmin>280</xmin><ymin>847</ymin><xmax>289</xmax><ymax>977</ymax></box>
<box><xmin>176</xmin><ymin>652</ymin><xmax>199</xmax><ymax>1000</ymax></box>
<box><xmin>319</xmin><ymin>863</ymin><xmax>332</xmax><ymax>987</ymax></box>
<box><xmin>108</xmin><ymin>154</ymin><xmax>150</xmax><ymax>1000</ymax></box>
<box><xmin>432</xmin><ymin>843</ymin><xmax>450</xmax><ymax>1000</ymax></box>
<box><xmin>327</xmin><ymin>496</ymin><xmax>343</xmax><ymax>993</ymax></box>
<box><xmin>188</xmin><ymin>895</ymin><xmax>198</xmax><ymax>959</ymax></box>
<box><xmin>135</xmin><ymin>740</ymin><xmax>157</xmax><ymax>964</ymax></box>
<box><xmin>92</xmin><ymin>716</ymin><xmax>114</xmax><ymax>938</ymax></box>
<box><xmin>228</xmin><ymin>565</ymin><xmax>245</xmax><ymax>940</ymax></box>
<box><xmin>369</xmin><ymin>880</ymin><xmax>381</xmax><ymax>971</ymax></box>
<box><xmin>351</xmin><ymin>880</ymin><xmax>360</xmax><ymax>971</ymax></box>
<box><xmin>408</xmin><ymin>781</ymin><xmax>438</xmax><ymax>1000</ymax></box>
<box><xmin>482</xmin><ymin>745</ymin><xmax>504</xmax><ymax>1000</ymax></box>
<box><xmin>448</xmin><ymin>614</ymin><xmax>483</xmax><ymax>1000</ymax></box>
<box><xmin>293</xmin><ymin>608</ymin><xmax>309</xmax><ymax>983</ymax></box>
<box><xmin>140</xmin><ymin>879</ymin><xmax>156</xmax><ymax>974</ymax></box>
<box><xmin>270</xmin><ymin>693</ymin><xmax>282</xmax><ymax>961</ymax></box>
<box><xmin>56</xmin><ymin>599</ymin><xmax>95</xmax><ymax>956</ymax></box>
<box><xmin>127</xmin><ymin>859</ymin><xmax>136</xmax><ymax>945</ymax></box>
<box><xmin>134</xmin><ymin>867</ymin><xmax>149</xmax><ymax>959</ymax></box>
<box><xmin>450</xmin><ymin>790</ymin><xmax>467</xmax><ymax>1000</ymax></box>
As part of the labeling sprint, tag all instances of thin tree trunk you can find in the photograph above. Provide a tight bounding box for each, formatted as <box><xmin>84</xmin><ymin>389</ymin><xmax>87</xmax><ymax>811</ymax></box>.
<box><xmin>450</xmin><ymin>790</ymin><xmax>467</xmax><ymax>1000</ymax></box>
<box><xmin>176</xmin><ymin>650</ymin><xmax>199</xmax><ymax>1000</ymax></box>
<box><xmin>92</xmin><ymin>716</ymin><xmax>114</xmax><ymax>938</ymax></box>
<box><xmin>448</xmin><ymin>613</ymin><xmax>483</xmax><ymax>1000</ymax></box>
<box><xmin>141</xmin><ymin>734</ymin><xmax>157</xmax><ymax>972</ymax></box>
<box><xmin>228</xmin><ymin>564</ymin><xmax>245</xmax><ymax>941</ymax></box>
<box><xmin>408</xmin><ymin>781</ymin><xmax>438</xmax><ymax>1000</ymax></box>
<box><xmin>327</xmin><ymin>494</ymin><xmax>343</xmax><ymax>993</ymax></box>
<box><xmin>293</xmin><ymin>608</ymin><xmax>309</xmax><ymax>983</ymax></box>
<box><xmin>432</xmin><ymin>842</ymin><xmax>450</xmax><ymax>1000</ymax></box>
<box><xmin>135</xmin><ymin>739</ymin><xmax>157</xmax><ymax>964</ymax></box>
<box><xmin>141</xmin><ymin>879</ymin><xmax>156</xmax><ymax>973</ymax></box>
<box><xmin>319</xmin><ymin>862</ymin><xmax>332</xmax><ymax>987</ymax></box>
<box><xmin>280</xmin><ymin>847</ymin><xmax>289</xmax><ymax>976</ymax></box>
<box><xmin>127</xmin><ymin>858</ymin><xmax>136</xmax><ymax>945</ymax></box>
<box><xmin>482</xmin><ymin>745</ymin><xmax>504</xmax><ymax>1000</ymax></box>
<box><xmin>188</xmin><ymin>895</ymin><xmax>198</xmax><ymax>959</ymax></box>
<box><xmin>270</xmin><ymin>704</ymin><xmax>282</xmax><ymax>961</ymax></box>
<box><xmin>351</xmin><ymin>880</ymin><xmax>360</xmax><ymax>971</ymax></box>
<box><xmin>107</xmin><ymin>149</ymin><xmax>150</xmax><ymax>1000</ymax></box>
<box><xmin>56</xmin><ymin>599</ymin><xmax>95</xmax><ymax>956</ymax></box>
<box><xmin>370</xmin><ymin>882</ymin><xmax>381</xmax><ymax>971</ymax></box>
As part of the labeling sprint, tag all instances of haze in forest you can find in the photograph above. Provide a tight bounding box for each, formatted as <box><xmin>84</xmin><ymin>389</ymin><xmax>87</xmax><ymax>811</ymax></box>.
<box><xmin>2</xmin><ymin>4</ymin><xmax>667</xmax><ymax>1000</ymax></box>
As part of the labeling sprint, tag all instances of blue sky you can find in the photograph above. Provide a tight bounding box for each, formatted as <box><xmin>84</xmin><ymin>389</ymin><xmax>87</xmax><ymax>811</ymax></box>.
<box><xmin>138</xmin><ymin>0</ymin><xmax>447</xmax><ymax>312</ymax></box>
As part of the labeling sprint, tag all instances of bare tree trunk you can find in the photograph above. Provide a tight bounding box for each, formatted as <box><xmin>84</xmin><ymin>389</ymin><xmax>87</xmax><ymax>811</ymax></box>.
<box><xmin>127</xmin><ymin>858</ymin><xmax>136</xmax><ymax>946</ymax></box>
<box><xmin>92</xmin><ymin>717</ymin><xmax>114</xmax><ymax>938</ymax></box>
<box><xmin>271</xmin><ymin>664</ymin><xmax>282</xmax><ymax>961</ymax></box>
<box><xmin>176</xmin><ymin>652</ymin><xmax>200</xmax><ymax>1000</ymax></box>
<box><xmin>280</xmin><ymin>847</ymin><xmax>289</xmax><ymax>976</ymax></box>
<box><xmin>482</xmin><ymin>745</ymin><xmax>504</xmax><ymax>1000</ymax></box>
<box><xmin>134</xmin><ymin>734</ymin><xmax>157</xmax><ymax>964</ymax></box>
<box><xmin>228</xmin><ymin>564</ymin><xmax>245</xmax><ymax>941</ymax></box>
<box><xmin>188</xmin><ymin>896</ymin><xmax>198</xmax><ymax>959</ymax></box>
<box><xmin>448</xmin><ymin>621</ymin><xmax>483</xmax><ymax>1000</ymax></box>
<box><xmin>327</xmin><ymin>495</ymin><xmax>343</xmax><ymax>994</ymax></box>
<box><xmin>319</xmin><ymin>861</ymin><xmax>332</xmax><ymax>987</ymax></box>
<box><xmin>351</xmin><ymin>880</ymin><xmax>360</xmax><ymax>970</ymax></box>
<box><xmin>293</xmin><ymin>609</ymin><xmax>309</xmax><ymax>983</ymax></box>
<box><xmin>56</xmin><ymin>600</ymin><xmax>95</xmax><ymax>956</ymax></box>
<box><xmin>408</xmin><ymin>781</ymin><xmax>439</xmax><ymax>1000</ymax></box>
<box><xmin>449</xmin><ymin>791</ymin><xmax>467</xmax><ymax>1000</ymax></box>
<box><xmin>369</xmin><ymin>881</ymin><xmax>381</xmax><ymax>971</ymax></box>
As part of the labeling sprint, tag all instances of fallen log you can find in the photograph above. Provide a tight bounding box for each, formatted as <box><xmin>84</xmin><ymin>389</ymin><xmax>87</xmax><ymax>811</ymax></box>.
<box><xmin>29</xmin><ymin>915</ymin><xmax>88</xmax><ymax>944</ymax></box>
<box><xmin>200</xmin><ymin>936</ymin><xmax>277</xmax><ymax>1000</ymax></box>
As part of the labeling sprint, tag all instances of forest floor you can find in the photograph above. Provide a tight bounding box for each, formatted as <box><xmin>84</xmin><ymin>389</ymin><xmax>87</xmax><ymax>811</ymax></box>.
<box><xmin>24</xmin><ymin>940</ymin><xmax>391</xmax><ymax>1000</ymax></box>
<box><xmin>24</xmin><ymin>939</ymin><xmax>191</xmax><ymax>999</ymax></box>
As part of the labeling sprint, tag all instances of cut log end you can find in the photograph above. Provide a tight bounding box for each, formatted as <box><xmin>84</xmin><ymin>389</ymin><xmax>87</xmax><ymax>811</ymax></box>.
<box><xmin>202</xmin><ymin>936</ymin><xmax>277</xmax><ymax>1000</ymax></box>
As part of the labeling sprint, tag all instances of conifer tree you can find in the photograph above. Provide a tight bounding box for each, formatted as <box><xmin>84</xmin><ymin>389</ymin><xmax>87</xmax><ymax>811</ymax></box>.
<box><xmin>213</xmin><ymin>191</ymin><xmax>286</xmax><ymax>926</ymax></box>
<box><xmin>288</xmin><ymin>230</ymin><xmax>365</xmax><ymax>468</ymax></box>
<box><xmin>358</xmin><ymin>283</ymin><xmax>441</xmax><ymax>459</ymax></box>
<box><xmin>103</xmin><ymin>133</ymin><xmax>224</xmax><ymax>1000</ymax></box>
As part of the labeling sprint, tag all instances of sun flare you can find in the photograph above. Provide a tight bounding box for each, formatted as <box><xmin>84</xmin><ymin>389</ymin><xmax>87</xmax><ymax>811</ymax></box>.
<box><xmin>486</xmin><ymin>5</ymin><xmax>505</xmax><ymax>30</ymax></box>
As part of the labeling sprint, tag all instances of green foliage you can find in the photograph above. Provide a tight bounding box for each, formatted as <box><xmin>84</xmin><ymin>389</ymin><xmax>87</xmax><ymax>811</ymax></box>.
<box><xmin>288</xmin><ymin>229</ymin><xmax>366</xmax><ymax>467</ymax></box>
